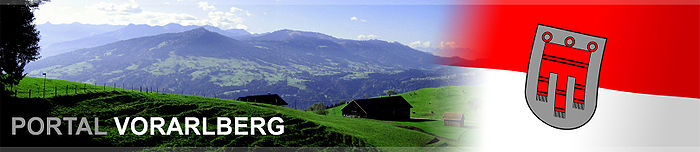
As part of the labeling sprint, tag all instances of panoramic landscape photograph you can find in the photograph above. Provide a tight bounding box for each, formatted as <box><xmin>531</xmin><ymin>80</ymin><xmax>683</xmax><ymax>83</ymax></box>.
<box><xmin>5</xmin><ymin>0</ymin><xmax>699</xmax><ymax>152</ymax></box>
<box><xmin>1</xmin><ymin>0</ymin><xmax>476</xmax><ymax>150</ymax></box>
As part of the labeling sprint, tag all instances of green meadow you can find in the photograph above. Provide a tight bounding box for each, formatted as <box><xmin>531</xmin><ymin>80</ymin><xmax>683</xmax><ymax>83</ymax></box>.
<box><xmin>2</xmin><ymin>77</ymin><xmax>473</xmax><ymax>148</ymax></box>
<box><xmin>327</xmin><ymin>86</ymin><xmax>475</xmax><ymax>146</ymax></box>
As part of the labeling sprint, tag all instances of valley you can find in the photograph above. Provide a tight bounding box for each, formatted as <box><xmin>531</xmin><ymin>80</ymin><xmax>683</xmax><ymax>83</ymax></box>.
<box><xmin>27</xmin><ymin>25</ymin><xmax>470</xmax><ymax>109</ymax></box>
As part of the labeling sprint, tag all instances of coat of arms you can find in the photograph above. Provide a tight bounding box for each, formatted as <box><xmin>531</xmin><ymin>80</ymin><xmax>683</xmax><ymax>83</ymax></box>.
<box><xmin>525</xmin><ymin>25</ymin><xmax>606</xmax><ymax>129</ymax></box>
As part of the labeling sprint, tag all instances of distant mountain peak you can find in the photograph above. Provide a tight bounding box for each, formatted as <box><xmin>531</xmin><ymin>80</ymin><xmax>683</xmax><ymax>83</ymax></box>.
<box><xmin>164</xmin><ymin>23</ymin><xmax>181</xmax><ymax>27</ymax></box>
<box><xmin>186</xmin><ymin>27</ymin><xmax>210</xmax><ymax>33</ymax></box>
<box><xmin>254</xmin><ymin>29</ymin><xmax>337</xmax><ymax>41</ymax></box>
<box><xmin>179</xmin><ymin>27</ymin><xmax>229</xmax><ymax>40</ymax></box>
<box><xmin>123</xmin><ymin>24</ymin><xmax>152</xmax><ymax>29</ymax></box>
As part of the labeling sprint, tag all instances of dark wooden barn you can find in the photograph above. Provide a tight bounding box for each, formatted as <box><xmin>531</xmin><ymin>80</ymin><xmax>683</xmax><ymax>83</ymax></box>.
<box><xmin>236</xmin><ymin>94</ymin><xmax>288</xmax><ymax>106</ymax></box>
<box><xmin>341</xmin><ymin>96</ymin><xmax>413</xmax><ymax>120</ymax></box>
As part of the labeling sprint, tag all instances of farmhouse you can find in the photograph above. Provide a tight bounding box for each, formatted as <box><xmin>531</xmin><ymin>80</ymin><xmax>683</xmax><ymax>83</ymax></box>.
<box><xmin>236</xmin><ymin>94</ymin><xmax>288</xmax><ymax>106</ymax></box>
<box><xmin>442</xmin><ymin>112</ymin><xmax>464</xmax><ymax>127</ymax></box>
<box><xmin>341</xmin><ymin>96</ymin><xmax>413</xmax><ymax>120</ymax></box>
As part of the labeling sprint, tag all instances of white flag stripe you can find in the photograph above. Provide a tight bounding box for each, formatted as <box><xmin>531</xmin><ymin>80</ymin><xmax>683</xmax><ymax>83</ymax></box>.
<box><xmin>462</xmin><ymin>67</ymin><xmax>700</xmax><ymax>152</ymax></box>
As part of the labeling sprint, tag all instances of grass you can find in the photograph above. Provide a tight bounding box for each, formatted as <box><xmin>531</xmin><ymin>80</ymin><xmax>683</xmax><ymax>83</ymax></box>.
<box><xmin>2</xmin><ymin>77</ymin><xmax>461</xmax><ymax>148</ymax></box>
<box><xmin>328</xmin><ymin>86</ymin><xmax>474</xmax><ymax>120</ymax></box>
<box><xmin>394</xmin><ymin>86</ymin><xmax>473</xmax><ymax>120</ymax></box>
<box><xmin>326</xmin><ymin>86</ymin><xmax>475</xmax><ymax>146</ymax></box>
<box><xmin>4</xmin><ymin>77</ymin><xmax>133</xmax><ymax>98</ymax></box>
<box><xmin>391</xmin><ymin>120</ymin><xmax>474</xmax><ymax>146</ymax></box>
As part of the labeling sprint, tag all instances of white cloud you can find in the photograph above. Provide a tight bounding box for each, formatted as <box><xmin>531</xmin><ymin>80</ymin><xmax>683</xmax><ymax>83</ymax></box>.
<box><xmin>230</xmin><ymin>7</ymin><xmax>252</xmax><ymax>17</ymax></box>
<box><xmin>203</xmin><ymin>6</ymin><xmax>251</xmax><ymax>30</ymax></box>
<box><xmin>408</xmin><ymin>41</ymin><xmax>431</xmax><ymax>49</ymax></box>
<box><xmin>357</xmin><ymin>34</ymin><xmax>379</xmax><ymax>40</ymax></box>
<box><xmin>94</xmin><ymin>0</ymin><xmax>142</xmax><ymax>14</ymax></box>
<box><xmin>34</xmin><ymin>0</ymin><xmax>251</xmax><ymax>30</ymax></box>
<box><xmin>440</xmin><ymin>41</ymin><xmax>458</xmax><ymax>49</ymax></box>
<box><xmin>35</xmin><ymin>0</ymin><xmax>197</xmax><ymax>26</ymax></box>
<box><xmin>197</xmin><ymin>1</ymin><xmax>216</xmax><ymax>11</ymax></box>
<box><xmin>350</xmin><ymin>16</ymin><xmax>366</xmax><ymax>22</ymax></box>
<box><xmin>235</xmin><ymin>24</ymin><xmax>248</xmax><ymax>30</ymax></box>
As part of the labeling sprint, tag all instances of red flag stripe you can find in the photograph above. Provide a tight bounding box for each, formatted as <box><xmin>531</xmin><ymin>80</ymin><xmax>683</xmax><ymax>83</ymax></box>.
<box><xmin>445</xmin><ymin>4</ymin><xmax>700</xmax><ymax>99</ymax></box>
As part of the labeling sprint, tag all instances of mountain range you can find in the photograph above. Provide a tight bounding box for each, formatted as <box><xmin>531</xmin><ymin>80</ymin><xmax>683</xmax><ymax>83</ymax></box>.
<box><xmin>38</xmin><ymin>23</ymin><xmax>250</xmax><ymax>57</ymax></box>
<box><xmin>27</xmin><ymin>24</ymin><xmax>467</xmax><ymax>108</ymax></box>
<box><xmin>36</xmin><ymin>22</ymin><xmax>123</xmax><ymax>48</ymax></box>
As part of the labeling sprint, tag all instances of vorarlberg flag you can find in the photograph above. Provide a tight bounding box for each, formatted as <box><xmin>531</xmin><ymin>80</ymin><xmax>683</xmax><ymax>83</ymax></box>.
<box><xmin>442</xmin><ymin>0</ymin><xmax>699</xmax><ymax>151</ymax></box>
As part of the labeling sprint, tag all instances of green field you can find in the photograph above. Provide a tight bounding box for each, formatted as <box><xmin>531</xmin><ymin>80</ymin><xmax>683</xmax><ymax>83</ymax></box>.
<box><xmin>1</xmin><ymin>77</ymin><xmax>472</xmax><ymax>148</ymax></box>
<box><xmin>3</xmin><ymin>77</ymin><xmax>133</xmax><ymax>98</ymax></box>
<box><xmin>328</xmin><ymin>86</ymin><xmax>473</xmax><ymax>119</ymax></box>
<box><xmin>326</xmin><ymin>86</ymin><xmax>475</xmax><ymax>145</ymax></box>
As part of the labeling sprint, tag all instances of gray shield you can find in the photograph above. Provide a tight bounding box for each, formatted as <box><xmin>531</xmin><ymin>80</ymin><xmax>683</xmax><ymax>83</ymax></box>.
<box><xmin>525</xmin><ymin>25</ymin><xmax>606</xmax><ymax>130</ymax></box>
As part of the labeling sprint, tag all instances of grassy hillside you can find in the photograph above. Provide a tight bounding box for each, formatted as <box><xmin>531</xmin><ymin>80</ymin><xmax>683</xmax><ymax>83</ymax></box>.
<box><xmin>26</xmin><ymin>27</ymin><xmax>463</xmax><ymax>109</ymax></box>
<box><xmin>326</xmin><ymin>86</ymin><xmax>475</xmax><ymax>145</ymax></box>
<box><xmin>395</xmin><ymin>86</ymin><xmax>473</xmax><ymax>120</ymax></box>
<box><xmin>3</xmin><ymin>77</ymin><xmax>132</xmax><ymax>98</ymax></box>
<box><xmin>2</xmin><ymin>77</ymin><xmax>457</xmax><ymax>148</ymax></box>
<box><xmin>328</xmin><ymin>86</ymin><xmax>474</xmax><ymax>120</ymax></box>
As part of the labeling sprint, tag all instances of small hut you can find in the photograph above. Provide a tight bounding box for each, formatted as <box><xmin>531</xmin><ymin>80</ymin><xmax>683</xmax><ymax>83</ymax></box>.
<box><xmin>236</xmin><ymin>94</ymin><xmax>288</xmax><ymax>106</ymax></box>
<box><xmin>442</xmin><ymin>112</ymin><xmax>464</xmax><ymax>127</ymax></box>
<box><xmin>341</xmin><ymin>96</ymin><xmax>413</xmax><ymax>120</ymax></box>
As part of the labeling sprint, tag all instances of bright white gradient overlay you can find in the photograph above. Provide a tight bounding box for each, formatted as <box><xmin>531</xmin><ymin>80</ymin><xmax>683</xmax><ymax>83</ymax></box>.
<box><xmin>461</xmin><ymin>67</ymin><xmax>699</xmax><ymax>152</ymax></box>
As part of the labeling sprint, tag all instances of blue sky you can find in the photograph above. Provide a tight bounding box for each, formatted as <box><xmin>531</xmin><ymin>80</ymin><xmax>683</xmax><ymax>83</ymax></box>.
<box><xmin>34</xmin><ymin>0</ymin><xmax>457</xmax><ymax>51</ymax></box>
